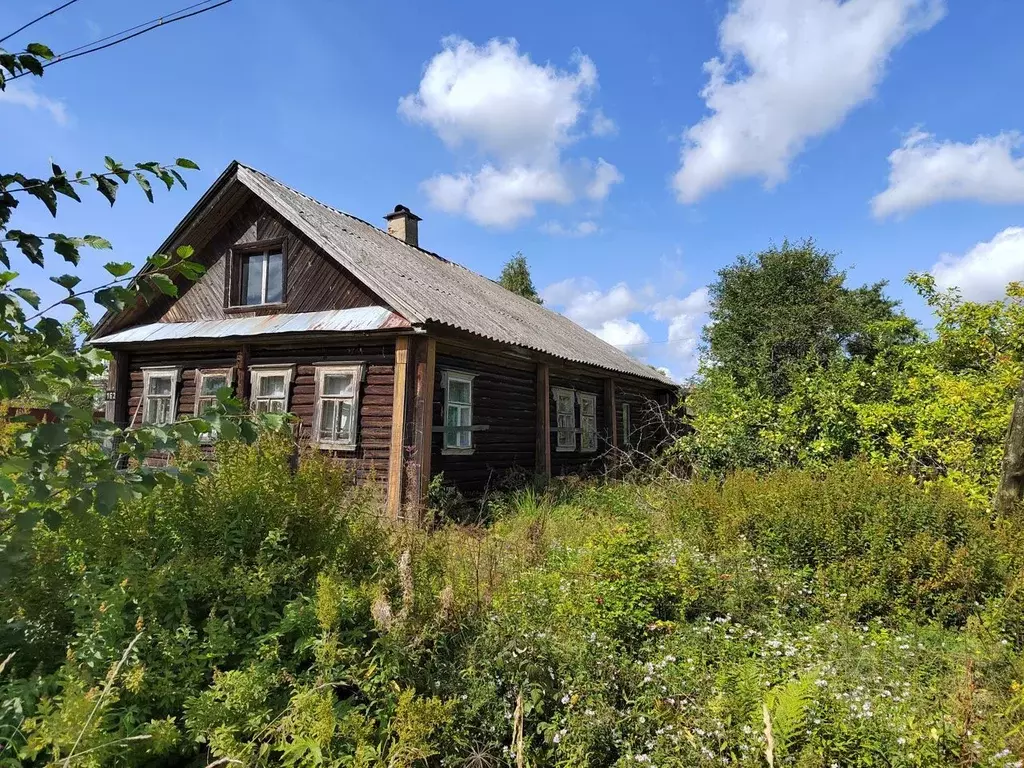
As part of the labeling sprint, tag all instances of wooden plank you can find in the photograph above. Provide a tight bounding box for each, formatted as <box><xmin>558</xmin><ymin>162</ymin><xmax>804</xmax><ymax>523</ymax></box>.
<box><xmin>110</xmin><ymin>350</ymin><xmax>131</xmax><ymax>426</ymax></box>
<box><xmin>387</xmin><ymin>337</ymin><xmax>410</xmax><ymax>518</ymax></box>
<box><xmin>417</xmin><ymin>338</ymin><xmax>437</xmax><ymax>514</ymax></box>
<box><xmin>236</xmin><ymin>344</ymin><xmax>251</xmax><ymax>405</ymax></box>
<box><xmin>536</xmin><ymin>363</ymin><xmax>551</xmax><ymax>478</ymax></box>
<box><xmin>604</xmin><ymin>378</ymin><xmax>618</xmax><ymax>450</ymax></box>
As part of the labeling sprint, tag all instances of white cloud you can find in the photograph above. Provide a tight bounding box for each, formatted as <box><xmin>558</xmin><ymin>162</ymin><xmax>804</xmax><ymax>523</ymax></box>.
<box><xmin>590</xmin><ymin>108</ymin><xmax>618</xmax><ymax>137</ymax></box>
<box><xmin>0</xmin><ymin>80</ymin><xmax>69</xmax><ymax>125</ymax></box>
<box><xmin>872</xmin><ymin>131</ymin><xmax>1024</xmax><ymax>218</ymax></box>
<box><xmin>592</xmin><ymin>319</ymin><xmax>650</xmax><ymax>349</ymax></box>
<box><xmin>585</xmin><ymin>158</ymin><xmax>624</xmax><ymax>200</ymax></box>
<box><xmin>931</xmin><ymin>227</ymin><xmax>1024</xmax><ymax>302</ymax></box>
<box><xmin>423</xmin><ymin>166</ymin><xmax>571</xmax><ymax>228</ymax></box>
<box><xmin>401</xmin><ymin>37</ymin><xmax>620</xmax><ymax>227</ymax></box>
<box><xmin>542</xmin><ymin>279</ymin><xmax>642</xmax><ymax>328</ymax></box>
<box><xmin>674</xmin><ymin>0</ymin><xmax>944</xmax><ymax>203</ymax></box>
<box><xmin>653</xmin><ymin>287</ymin><xmax>711</xmax><ymax>376</ymax></box>
<box><xmin>542</xmin><ymin>277</ymin><xmax>711</xmax><ymax>377</ymax></box>
<box><xmin>541</xmin><ymin>219</ymin><xmax>600</xmax><ymax>237</ymax></box>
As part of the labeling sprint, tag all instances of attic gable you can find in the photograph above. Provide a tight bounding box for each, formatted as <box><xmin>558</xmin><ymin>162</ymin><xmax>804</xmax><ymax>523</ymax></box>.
<box><xmin>94</xmin><ymin>168</ymin><xmax>388</xmax><ymax>337</ymax></box>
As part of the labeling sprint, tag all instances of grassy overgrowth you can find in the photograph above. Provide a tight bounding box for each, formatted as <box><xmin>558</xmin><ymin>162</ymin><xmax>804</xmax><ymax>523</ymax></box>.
<box><xmin>3</xmin><ymin>437</ymin><xmax>1024</xmax><ymax>766</ymax></box>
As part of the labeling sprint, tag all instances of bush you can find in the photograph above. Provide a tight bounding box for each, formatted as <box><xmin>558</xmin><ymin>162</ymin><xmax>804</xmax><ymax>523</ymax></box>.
<box><xmin>4</xmin><ymin>452</ymin><xmax>1024</xmax><ymax>766</ymax></box>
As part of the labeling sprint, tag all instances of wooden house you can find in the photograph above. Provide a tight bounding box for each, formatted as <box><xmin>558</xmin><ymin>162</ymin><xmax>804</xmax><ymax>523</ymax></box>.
<box><xmin>90</xmin><ymin>162</ymin><xmax>678</xmax><ymax>516</ymax></box>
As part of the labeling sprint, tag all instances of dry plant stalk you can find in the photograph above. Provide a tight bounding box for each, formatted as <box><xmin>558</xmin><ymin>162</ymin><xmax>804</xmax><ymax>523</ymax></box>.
<box><xmin>762</xmin><ymin>702</ymin><xmax>775</xmax><ymax>768</ymax></box>
<box><xmin>511</xmin><ymin>691</ymin><xmax>525</xmax><ymax>768</ymax></box>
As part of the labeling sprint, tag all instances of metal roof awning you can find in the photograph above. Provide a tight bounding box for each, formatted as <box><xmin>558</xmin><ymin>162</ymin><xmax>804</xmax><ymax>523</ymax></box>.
<box><xmin>90</xmin><ymin>306</ymin><xmax>410</xmax><ymax>346</ymax></box>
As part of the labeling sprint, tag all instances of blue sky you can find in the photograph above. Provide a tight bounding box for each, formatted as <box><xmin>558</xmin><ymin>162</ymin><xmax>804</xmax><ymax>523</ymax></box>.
<box><xmin>3</xmin><ymin>0</ymin><xmax>1024</xmax><ymax>380</ymax></box>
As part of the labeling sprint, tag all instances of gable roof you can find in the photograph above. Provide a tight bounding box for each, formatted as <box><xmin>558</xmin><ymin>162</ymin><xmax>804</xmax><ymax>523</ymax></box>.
<box><xmin>95</xmin><ymin>161</ymin><xmax>674</xmax><ymax>387</ymax></box>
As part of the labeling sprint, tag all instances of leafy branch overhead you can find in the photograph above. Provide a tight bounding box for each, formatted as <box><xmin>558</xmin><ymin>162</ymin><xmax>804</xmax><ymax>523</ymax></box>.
<box><xmin>0</xmin><ymin>33</ymin><xmax>284</xmax><ymax>547</ymax></box>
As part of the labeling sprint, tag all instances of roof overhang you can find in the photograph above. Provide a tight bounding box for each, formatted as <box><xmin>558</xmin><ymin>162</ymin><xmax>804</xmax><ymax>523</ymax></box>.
<box><xmin>90</xmin><ymin>306</ymin><xmax>409</xmax><ymax>347</ymax></box>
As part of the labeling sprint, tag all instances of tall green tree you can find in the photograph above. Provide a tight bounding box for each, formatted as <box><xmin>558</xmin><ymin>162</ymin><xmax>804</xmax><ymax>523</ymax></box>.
<box><xmin>703</xmin><ymin>239</ymin><xmax>917</xmax><ymax>396</ymax></box>
<box><xmin>497</xmin><ymin>252</ymin><xmax>543</xmax><ymax>303</ymax></box>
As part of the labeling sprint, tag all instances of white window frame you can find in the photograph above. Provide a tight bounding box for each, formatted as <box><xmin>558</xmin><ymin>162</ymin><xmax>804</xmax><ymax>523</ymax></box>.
<box><xmin>578</xmin><ymin>392</ymin><xmax>598</xmax><ymax>453</ymax></box>
<box><xmin>238</xmin><ymin>248</ymin><xmax>284</xmax><ymax>306</ymax></box>
<box><xmin>194</xmin><ymin>368</ymin><xmax>235</xmax><ymax>417</ymax></box>
<box><xmin>249</xmin><ymin>365</ymin><xmax>294</xmax><ymax>414</ymax></box>
<box><xmin>621</xmin><ymin>402</ymin><xmax>632</xmax><ymax>447</ymax></box>
<box><xmin>141</xmin><ymin>367</ymin><xmax>180</xmax><ymax>426</ymax></box>
<box><xmin>312</xmin><ymin>363</ymin><xmax>365</xmax><ymax>450</ymax></box>
<box><xmin>442</xmin><ymin>370</ymin><xmax>476</xmax><ymax>454</ymax></box>
<box><xmin>553</xmin><ymin>386</ymin><xmax>576</xmax><ymax>452</ymax></box>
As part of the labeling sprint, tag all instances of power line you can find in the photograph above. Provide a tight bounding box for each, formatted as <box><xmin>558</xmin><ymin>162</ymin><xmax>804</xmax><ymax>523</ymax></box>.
<box><xmin>54</xmin><ymin>0</ymin><xmax>218</xmax><ymax>58</ymax></box>
<box><xmin>0</xmin><ymin>0</ymin><xmax>82</xmax><ymax>45</ymax></box>
<box><xmin>7</xmin><ymin>0</ymin><xmax>233</xmax><ymax>80</ymax></box>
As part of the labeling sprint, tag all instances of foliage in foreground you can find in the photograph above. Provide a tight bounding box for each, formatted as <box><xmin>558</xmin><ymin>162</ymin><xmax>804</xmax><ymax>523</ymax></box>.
<box><xmin>3</xmin><ymin>442</ymin><xmax>1024</xmax><ymax>766</ymax></box>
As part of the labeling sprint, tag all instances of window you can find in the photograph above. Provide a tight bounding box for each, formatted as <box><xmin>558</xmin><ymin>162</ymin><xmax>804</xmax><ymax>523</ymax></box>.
<box><xmin>194</xmin><ymin>369</ymin><xmax>234</xmax><ymax>416</ymax></box>
<box><xmin>229</xmin><ymin>241</ymin><xmax>286</xmax><ymax>307</ymax></box>
<box><xmin>553</xmin><ymin>387</ymin><xmax>576</xmax><ymax>452</ymax></box>
<box><xmin>443</xmin><ymin>371</ymin><xmax>475</xmax><ymax>452</ymax></box>
<box><xmin>142</xmin><ymin>367</ymin><xmax>179</xmax><ymax>425</ymax></box>
<box><xmin>314</xmin><ymin>364</ymin><xmax>363</xmax><ymax>448</ymax></box>
<box><xmin>621</xmin><ymin>402</ymin><xmax>632</xmax><ymax>447</ymax></box>
<box><xmin>578</xmin><ymin>392</ymin><xmax>598</xmax><ymax>453</ymax></box>
<box><xmin>250</xmin><ymin>366</ymin><xmax>293</xmax><ymax>413</ymax></box>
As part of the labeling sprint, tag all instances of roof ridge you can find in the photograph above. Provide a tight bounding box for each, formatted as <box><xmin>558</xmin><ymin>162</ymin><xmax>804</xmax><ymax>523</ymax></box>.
<box><xmin>237</xmin><ymin>162</ymin><xmax>456</xmax><ymax>266</ymax></box>
<box><xmin>232</xmin><ymin>162</ymin><xmax>674</xmax><ymax>386</ymax></box>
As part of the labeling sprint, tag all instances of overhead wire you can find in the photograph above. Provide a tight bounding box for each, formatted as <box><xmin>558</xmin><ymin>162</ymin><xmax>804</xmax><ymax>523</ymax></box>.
<box><xmin>6</xmin><ymin>0</ymin><xmax>233</xmax><ymax>80</ymax></box>
<box><xmin>0</xmin><ymin>0</ymin><xmax>82</xmax><ymax>45</ymax></box>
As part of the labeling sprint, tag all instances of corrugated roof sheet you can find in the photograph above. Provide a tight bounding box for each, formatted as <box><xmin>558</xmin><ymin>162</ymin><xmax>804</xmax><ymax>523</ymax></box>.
<box><xmin>232</xmin><ymin>164</ymin><xmax>673</xmax><ymax>386</ymax></box>
<box><xmin>92</xmin><ymin>306</ymin><xmax>407</xmax><ymax>345</ymax></box>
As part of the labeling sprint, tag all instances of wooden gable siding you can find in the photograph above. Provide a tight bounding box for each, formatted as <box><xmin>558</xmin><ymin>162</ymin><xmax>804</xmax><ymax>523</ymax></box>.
<box><xmin>549</xmin><ymin>370</ymin><xmax>607</xmax><ymax>476</ymax></box>
<box><xmin>136</xmin><ymin>197</ymin><xmax>381</xmax><ymax>325</ymax></box>
<box><xmin>431</xmin><ymin>343</ymin><xmax>537</xmax><ymax>494</ymax></box>
<box><xmin>126</xmin><ymin>341</ymin><xmax>395</xmax><ymax>484</ymax></box>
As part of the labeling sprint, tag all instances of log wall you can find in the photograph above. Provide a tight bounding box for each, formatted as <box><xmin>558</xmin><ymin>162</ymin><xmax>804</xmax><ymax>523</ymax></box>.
<box><xmin>126</xmin><ymin>340</ymin><xmax>395</xmax><ymax>483</ymax></box>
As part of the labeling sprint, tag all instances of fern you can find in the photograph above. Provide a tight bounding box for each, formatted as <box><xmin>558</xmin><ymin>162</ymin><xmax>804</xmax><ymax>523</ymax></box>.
<box><xmin>757</xmin><ymin>676</ymin><xmax>814</xmax><ymax>764</ymax></box>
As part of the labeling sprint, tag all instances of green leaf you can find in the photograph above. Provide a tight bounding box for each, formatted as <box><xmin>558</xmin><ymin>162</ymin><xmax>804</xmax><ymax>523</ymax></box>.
<box><xmin>50</xmin><ymin>237</ymin><xmax>80</xmax><ymax>268</ymax></box>
<box><xmin>148</xmin><ymin>253</ymin><xmax>171</xmax><ymax>269</ymax></box>
<box><xmin>26</xmin><ymin>43</ymin><xmax>54</xmax><ymax>60</ymax></box>
<box><xmin>50</xmin><ymin>273</ymin><xmax>82</xmax><ymax>291</ymax></box>
<box><xmin>149</xmin><ymin>273</ymin><xmax>178</xmax><ymax>297</ymax></box>
<box><xmin>17</xmin><ymin>55</ymin><xmax>43</xmax><ymax>77</ymax></box>
<box><xmin>93</xmin><ymin>174</ymin><xmax>118</xmax><ymax>206</ymax></box>
<box><xmin>50</xmin><ymin>234</ymin><xmax>81</xmax><ymax>265</ymax></box>
<box><xmin>13</xmin><ymin>287</ymin><xmax>40</xmax><ymax>308</ymax></box>
<box><xmin>176</xmin><ymin>245</ymin><xmax>195</xmax><ymax>259</ymax></box>
<box><xmin>26</xmin><ymin>182</ymin><xmax>58</xmax><ymax>217</ymax></box>
<box><xmin>52</xmin><ymin>176</ymin><xmax>82</xmax><ymax>202</ymax></box>
<box><xmin>62</xmin><ymin>296</ymin><xmax>87</xmax><ymax>313</ymax></box>
<box><xmin>83</xmin><ymin>235</ymin><xmax>112</xmax><ymax>249</ymax></box>
<box><xmin>94</xmin><ymin>286</ymin><xmax>126</xmax><ymax>312</ymax></box>
<box><xmin>132</xmin><ymin>171</ymin><xmax>153</xmax><ymax>203</ymax></box>
<box><xmin>104</xmin><ymin>261</ymin><xmax>134</xmax><ymax>278</ymax></box>
<box><xmin>169</xmin><ymin>168</ymin><xmax>188</xmax><ymax>190</ymax></box>
<box><xmin>175</xmin><ymin>158</ymin><xmax>200</xmax><ymax>170</ymax></box>
<box><xmin>9</xmin><ymin>231</ymin><xmax>44</xmax><ymax>266</ymax></box>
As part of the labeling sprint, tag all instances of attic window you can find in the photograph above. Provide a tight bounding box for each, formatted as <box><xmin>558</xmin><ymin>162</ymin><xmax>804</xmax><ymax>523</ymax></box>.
<box><xmin>228</xmin><ymin>239</ymin><xmax>286</xmax><ymax>307</ymax></box>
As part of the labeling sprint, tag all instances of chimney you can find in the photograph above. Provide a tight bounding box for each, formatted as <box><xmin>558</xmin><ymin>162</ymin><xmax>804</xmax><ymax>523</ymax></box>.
<box><xmin>384</xmin><ymin>204</ymin><xmax>421</xmax><ymax>248</ymax></box>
